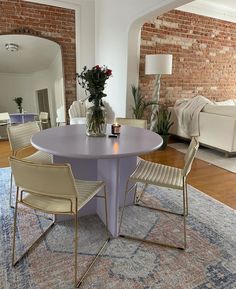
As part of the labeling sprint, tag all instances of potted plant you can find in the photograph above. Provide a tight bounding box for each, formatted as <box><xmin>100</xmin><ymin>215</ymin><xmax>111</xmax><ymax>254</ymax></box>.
<box><xmin>131</xmin><ymin>85</ymin><xmax>157</xmax><ymax>119</ymax></box>
<box><xmin>155</xmin><ymin>104</ymin><xmax>174</xmax><ymax>149</ymax></box>
<box><xmin>13</xmin><ymin>97</ymin><xmax>23</xmax><ymax>113</ymax></box>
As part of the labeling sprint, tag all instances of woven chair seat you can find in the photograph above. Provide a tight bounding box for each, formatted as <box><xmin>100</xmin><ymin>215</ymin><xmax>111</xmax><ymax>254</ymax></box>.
<box><xmin>24</xmin><ymin>151</ymin><xmax>52</xmax><ymax>164</ymax></box>
<box><xmin>130</xmin><ymin>159</ymin><xmax>183</xmax><ymax>189</ymax></box>
<box><xmin>22</xmin><ymin>179</ymin><xmax>104</xmax><ymax>213</ymax></box>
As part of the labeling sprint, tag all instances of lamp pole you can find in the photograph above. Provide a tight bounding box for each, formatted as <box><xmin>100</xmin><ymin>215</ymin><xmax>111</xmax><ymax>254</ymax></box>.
<box><xmin>150</xmin><ymin>74</ymin><xmax>161</xmax><ymax>131</ymax></box>
<box><xmin>145</xmin><ymin>54</ymin><xmax>173</xmax><ymax>131</ymax></box>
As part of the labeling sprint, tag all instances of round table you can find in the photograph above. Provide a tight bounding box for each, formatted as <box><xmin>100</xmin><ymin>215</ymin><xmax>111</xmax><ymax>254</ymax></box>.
<box><xmin>10</xmin><ymin>113</ymin><xmax>38</xmax><ymax>124</ymax></box>
<box><xmin>32</xmin><ymin>124</ymin><xmax>163</xmax><ymax>237</ymax></box>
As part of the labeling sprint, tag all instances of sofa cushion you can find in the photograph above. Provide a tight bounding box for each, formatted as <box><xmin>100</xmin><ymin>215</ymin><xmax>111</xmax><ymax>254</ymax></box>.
<box><xmin>203</xmin><ymin>104</ymin><xmax>236</xmax><ymax>117</ymax></box>
<box><xmin>214</xmin><ymin>99</ymin><xmax>236</xmax><ymax>105</ymax></box>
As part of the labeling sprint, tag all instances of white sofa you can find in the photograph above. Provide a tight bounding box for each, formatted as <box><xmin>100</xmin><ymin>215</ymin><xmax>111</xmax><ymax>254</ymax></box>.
<box><xmin>169</xmin><ymin>101</ymin><xmax>236</xmax><ymax>156</ymax></box>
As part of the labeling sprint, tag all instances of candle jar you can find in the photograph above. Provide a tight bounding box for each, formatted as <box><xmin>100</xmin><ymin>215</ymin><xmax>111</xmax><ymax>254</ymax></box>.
<box><xmin>111</xmin><ymin>123</ymin><xmax>121</xmax><ymax>135</ymax></box>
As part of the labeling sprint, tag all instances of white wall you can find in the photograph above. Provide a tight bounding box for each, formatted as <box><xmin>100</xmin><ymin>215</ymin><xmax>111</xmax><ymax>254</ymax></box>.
<box><xmin>0</xmin><ymin>71</ymin><xmax>53</xmax><ymax>118</ymax></box>
<box><xmin>0</xmin><ymin>73</ymin><xmax>34</xmax><ymax>113</ymax></box>
<box><xmin>31</xmin><ymin>69</ymin><xmax>53</xmax><ymax>124</ymax></box>
<box><xmin>26</xmin><ymin>0</ymin><xmax>193</xmax><ymax>117</ymax></box>
<box><xmin>49</xmin><ymin>49</ymin><xmax>65</xmax><ymax>125</ymax></box>
<box><xmin>0</xmin><ymin>49</ymin><xmax>64</xmax><ymax>127</ymax></box>
<box><xmin>24</xmin><ymin>0</ymin><xmax>95</xmax><ymax>100</ymax></box>
<box><xmin>178</xmin><ymin>0</ymin><xmax>236</xmax><ymax>23</ymax></box>
<box><xmin>31</xmin><ymin>49</ymin><xmax>65</xmax><ymax>127</ymax></box>
<box><xmin>0</xmin><ymin>50</ymin><xmax>60</xmax><ymax>135</ymax></box>
<box><xmin>95</xmin><ymin>0</ymin><xmax>193</xmax><ymax>118</ymax></box>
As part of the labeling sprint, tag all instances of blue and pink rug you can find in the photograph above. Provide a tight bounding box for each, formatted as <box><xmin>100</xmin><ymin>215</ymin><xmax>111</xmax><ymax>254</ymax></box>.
<box><xmin>0</xmin><ymin>167</ymin><xmax>236</xmax><ymax>289</ymax></box>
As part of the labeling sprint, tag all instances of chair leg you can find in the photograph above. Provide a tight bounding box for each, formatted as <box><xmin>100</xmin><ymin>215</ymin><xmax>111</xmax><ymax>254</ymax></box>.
<box><xmin>12</xmin><ymin>187</ymin><xmax>19</xmax><ymax>266</ymax></box>
<box><xmin>119</xmin><ymin>180</ymin><xmax>130</xmax><ymax>235</ymax></box>
<box><xmin>135</xmin><ymin>202</ymin><xmax>185</xmax><ymax>217</ymax></box>
<box><xmin>133</xmin><ymin>183</ymin><xmax>138</xmax><ymax>204</ymax></box>
<box><xmin>103</xmin><ymin>186</ymin><xmax>109</xmax><ymax>237</ymax></box>
<box><xmin>185</xmin><ymin>182</ymin><xmax>189</xmax><ymax>217</ymax></box>
<box><xmin>12</xmin><ymin>194</ymin><xmax>55</xmax><ymax>267</ymax></box>
<box><xmin>134</xmin><ymin>182</ymin><xmax>148</xmax><ymax>204</ymax></box>
<box><xmin>134</xmin><ymin>181</ymin><xmax>185</xmax><ymax>217</ymax></box>
<box><xmin>74</xmin><ymin>210</ymin><xmax>78</xmax><ymax>289</ymax></box>
<box><xmin>76</xmin><ymin>186</ymin><xmax>110</xmax><ymax>288</ymax></box>
<box><xmin>119</xmin><ymin>181</ymin><xmax>186</xmax><ymax>250</ymax></box>
<box><xmin>183</xmin><ymin>181</ymin><xmax>187</xmax><ymax>249</ymax></box>
<box><xmin>9</xmin><ymin>171</ymin><xmax>15</xmax><ymax>208</ymax></box>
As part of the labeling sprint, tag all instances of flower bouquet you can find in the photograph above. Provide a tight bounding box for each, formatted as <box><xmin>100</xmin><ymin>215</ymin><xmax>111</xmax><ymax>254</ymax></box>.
<box><xmin>76</xmin><ymin>65</ymin><xmax>112</xmax><ymax>136</ymax></box>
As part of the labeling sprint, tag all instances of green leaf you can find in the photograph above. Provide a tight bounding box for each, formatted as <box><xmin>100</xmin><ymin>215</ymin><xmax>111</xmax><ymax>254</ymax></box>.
<box><xmin>131</xmin><ymin>85</ymin><xmax>157</xmax><ymax>119</ymax></box>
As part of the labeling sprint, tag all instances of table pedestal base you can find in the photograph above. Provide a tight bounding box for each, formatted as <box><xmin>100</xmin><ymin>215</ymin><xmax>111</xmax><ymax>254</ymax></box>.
<box><xmin>54</xmin><ymin>156</ymin><xmax>137</xmax><ymax>237</ymax></box>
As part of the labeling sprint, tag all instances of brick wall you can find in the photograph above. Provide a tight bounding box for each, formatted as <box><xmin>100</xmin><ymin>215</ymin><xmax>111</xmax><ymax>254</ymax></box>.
<box><xmin>0</xmin><ymin>0</ymin><xmax>76</xmax><ymax>112</ymax></box>
<box><xmin>139</xmin><ymin>10</ymin><xmax>236</xmax><ymax>105</ymax></box>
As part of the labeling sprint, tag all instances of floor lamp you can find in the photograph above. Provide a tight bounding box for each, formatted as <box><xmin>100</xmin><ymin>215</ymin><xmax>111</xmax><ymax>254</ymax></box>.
<box><xmin>145</xmin><ymin>54</ymin><xmax>173</xmax><ymax>131</ymax></box>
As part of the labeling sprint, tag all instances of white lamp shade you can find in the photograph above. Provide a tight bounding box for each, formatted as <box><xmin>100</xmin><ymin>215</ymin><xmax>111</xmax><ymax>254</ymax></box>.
<box><xmin>145</xmin><ymin>54</ymin><xmax>173</xmax><ymax>75</ymax></box>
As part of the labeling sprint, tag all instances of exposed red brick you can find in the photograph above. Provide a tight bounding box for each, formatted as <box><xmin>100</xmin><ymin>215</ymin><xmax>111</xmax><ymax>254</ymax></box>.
<box><xmin>140</xmin><ymin>10</ymin><xmax>236</xmax><ymax>105</ymax></box>
<box><xmin>0</xmin><ymin>0</ymin><xmax>76</xmax><ymax>115</ymax></box>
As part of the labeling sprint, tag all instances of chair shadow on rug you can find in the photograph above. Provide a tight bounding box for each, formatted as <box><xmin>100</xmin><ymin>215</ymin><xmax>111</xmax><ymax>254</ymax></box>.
<box><xmin>10</xmin><ymin>156</ymin><xmax>110</xmax><ymax>288</ymax></box>
<box><xmin>119</xmin><ymin>137</ymin><xmax>199</xmax><ymax>250</ymax></box>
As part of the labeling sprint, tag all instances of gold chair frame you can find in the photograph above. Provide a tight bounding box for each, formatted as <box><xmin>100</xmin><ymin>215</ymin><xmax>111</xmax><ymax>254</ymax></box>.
<box><xmin>11</xmin><ymin>158</ymin><xmax>110</xmax><ymax>288</ymax></box>
<box><xmin>119</xmin><ymin>137</ymin><xmax>199</xmax><ymax>250</ymax></box>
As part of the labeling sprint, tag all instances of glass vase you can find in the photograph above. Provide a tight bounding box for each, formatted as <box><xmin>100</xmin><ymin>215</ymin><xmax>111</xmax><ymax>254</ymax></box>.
<box><xmin>86</xmin><ymin>105</ymin><xmax>106</xmax><ymax>136</ymax></box>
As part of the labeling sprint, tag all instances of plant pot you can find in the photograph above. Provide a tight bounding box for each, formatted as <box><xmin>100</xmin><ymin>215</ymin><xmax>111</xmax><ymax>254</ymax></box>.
<box><xmin>159</xmin><ymin>134</ymin><xmax>170</xmax><ymax>150</ymax></box>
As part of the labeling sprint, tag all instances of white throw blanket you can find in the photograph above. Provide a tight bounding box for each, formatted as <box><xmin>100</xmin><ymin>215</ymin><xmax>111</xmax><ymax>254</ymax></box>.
<box><xmin>174</xmin><ymin>95</ymin><xmax>213</xmax><ymax>137</ymax></box>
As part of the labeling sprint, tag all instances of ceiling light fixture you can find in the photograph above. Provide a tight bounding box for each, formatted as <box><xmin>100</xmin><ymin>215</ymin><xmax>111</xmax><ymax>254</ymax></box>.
<box><xmin>5</xmin><ymin>43</ymin><xmax>19</xmax><ymax>52</ymax></box>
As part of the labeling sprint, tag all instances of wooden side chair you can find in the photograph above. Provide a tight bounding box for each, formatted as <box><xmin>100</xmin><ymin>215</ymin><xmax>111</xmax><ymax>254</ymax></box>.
<box><xmin>10</xmin><ymin>156</ymin><xmax>110</xmax><ymax>288</ymax></box>
<box><xmin>7</xmin><ymin>121</ymin><xmax>52</xmax><ymax>207</ymax></box>
<box><xmin>119</xmin><ymin>137</ymin><xmax>199</xmax><ymax>250</ymax></box>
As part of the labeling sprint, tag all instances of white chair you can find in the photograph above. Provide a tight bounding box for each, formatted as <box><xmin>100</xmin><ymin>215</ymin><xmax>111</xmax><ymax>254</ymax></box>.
<box><xmin>69</xmin><ymin>100</ymin><xmax>86</xmax><ymax>125</ymax></box>
<box><xmin>0</xmin><ymin>112</ymin><xmax>11</xmax><ymax>139</ymax></box>
<box><xmin>119</xmin><ymin>137</ymin><xmax>199</xmax><ymax>250</ymax></box>
<box><xmin>115</xmin><ymin>117</ymin><xmax>147</xmax><ymax>129</ymax></box>
<box><xmin>10</xmin><ymin>156</ymin><xmax>110</xmax><ymax>288</ymax></box>
<box><xmin>56</xmin><ymin>106</ymin><xmax>66</xmax><ymax>126</ymax></box>
<box><xmin>7</xmin><ymin>122</ymin><xmax>52</xmax><ymax>207</ymax></box>
<box><xmin>39</xmin><ymin>112</ymin><xmax>49</xmax><ymax>129</ymax></box>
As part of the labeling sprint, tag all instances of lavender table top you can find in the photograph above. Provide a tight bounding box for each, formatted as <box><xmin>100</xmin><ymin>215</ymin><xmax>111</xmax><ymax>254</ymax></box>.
<box><xmin>31</xmin><ymin>124</ymin><xmax>162</xmax><ymax>159</ymax></box>
<box><xmin>10</xmin><ymin>113</ymin><xmax>37</xmax><ymax>116</ymax></box>
<box><xmin>10</xmin><ymin>113</ymin><xmax>38</xmax><ymax>124</ymax></box>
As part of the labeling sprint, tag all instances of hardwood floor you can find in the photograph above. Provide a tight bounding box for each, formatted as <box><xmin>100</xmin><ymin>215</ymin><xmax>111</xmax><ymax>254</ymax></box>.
<box><xmin>0</xmin><ymin>140</ymin><xmax>11</xmax><ymax>167</ymax></box>
<box><xmin>1</xmin><ymin>139</ymin><xmax>236</xmax><ymax>210</ymax></box>
<box><xmin>0</xmin><ymin>140</ymin><xmax>36</xmax><ymax>167</ymax></box>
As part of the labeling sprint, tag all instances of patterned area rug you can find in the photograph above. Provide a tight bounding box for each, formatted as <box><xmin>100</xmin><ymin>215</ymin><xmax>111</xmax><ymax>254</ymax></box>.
<box><xmin>168</xmin><ymin>142</ymin><xmax>236</xmax><ymax>173</ymax></box>
<box><xmin>0</xmin><ymin>167</ymin><xmax>236</xmax><ymax>289</ymax></box>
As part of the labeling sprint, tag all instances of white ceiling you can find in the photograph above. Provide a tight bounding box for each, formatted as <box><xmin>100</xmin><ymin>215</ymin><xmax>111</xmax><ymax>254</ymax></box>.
<box><xmin>178</xmin><ymin>0</ymin><xmax>236</xmax><ymax>23</ymax></box>
<box><xmin>0</xmin><ymin>35</ymin><xmax>61</xmax><ymax>74</ymax></box>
